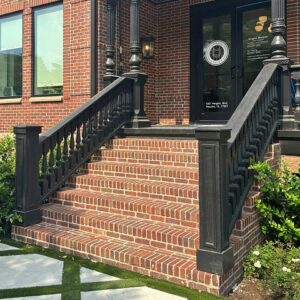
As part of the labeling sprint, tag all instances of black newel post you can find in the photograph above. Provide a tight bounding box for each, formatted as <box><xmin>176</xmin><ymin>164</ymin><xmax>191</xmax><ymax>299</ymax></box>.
<box><xmin>104</xmin><ymin>0</ymin><xmax>118</xmax><ymax>86</ymax></box>
<box><xmin>195</xmin><ymin>128</ymin><xmax>234</xmax><ymax>275</ymax></box>
<box><xmin>264</xmin><ymin>0</ymin><xmax>293</xmax><ymax>129</ymax></box>
<box><xmin>14</xmin><ymin>126</ymin><xmax>42</xmax><ymax>226</ymax></box>
<box><xmin>125</xmin><ymin>0</ymin><xmax>150</xmax><ymax>128</ymax></box>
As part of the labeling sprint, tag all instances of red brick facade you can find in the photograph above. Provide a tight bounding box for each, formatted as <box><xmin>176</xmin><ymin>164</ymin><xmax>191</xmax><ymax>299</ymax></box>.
<box><xmin>0</xmin><ymin>0</ymin><xmax>91</xmax><ymax>133</ymax></box>
<box><xmin>0</xmin><ymin>0</ymin><xmax>298</xmax><ymax>129</ymax></box>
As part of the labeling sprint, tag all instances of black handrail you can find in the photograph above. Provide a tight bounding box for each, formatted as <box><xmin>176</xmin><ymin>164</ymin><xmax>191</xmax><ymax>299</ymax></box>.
<box><xmin>14</xmin><ymin>76</ymin><xmax>133</xmax><ymax>226</ymax></box>
<box><xmin>38</xmin><ymin>77</ymin><xmax>133</xmax><ymax>203</ymax></box>
<box><xmin>227</xmin><ymin>63</ymin><xmax>280</xmax><ymax>231</ymax></box>
<box><xmin>195</xmin><ymin>63</ymin><xmax>281</xmax><ymax>275</ymax></box>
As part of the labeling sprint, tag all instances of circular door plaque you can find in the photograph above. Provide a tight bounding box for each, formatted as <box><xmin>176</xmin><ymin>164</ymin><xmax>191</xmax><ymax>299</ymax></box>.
<box><xmin>204</xmin><ymin>40</ymin><xmax>230</xmax><ymax>66</ymax></box>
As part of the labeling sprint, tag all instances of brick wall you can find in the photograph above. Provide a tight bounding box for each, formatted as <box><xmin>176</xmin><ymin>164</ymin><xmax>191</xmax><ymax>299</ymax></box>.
<box><xmin>0</xmin><ymin>0</ymin><xmax>91</xmax><ymax>133</ymax></box>
<box><xmin>0</xmin><ymin>0</ymin><xmax>298</xmax><ymax>132</ymax></box>
<box><xmin>287</xmin><ymin>0</ymin><xmax>300</xmax><ymax>64</ymax></box>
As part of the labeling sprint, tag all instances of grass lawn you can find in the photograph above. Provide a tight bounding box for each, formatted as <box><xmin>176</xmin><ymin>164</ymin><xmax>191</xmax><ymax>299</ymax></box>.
<box><xmin>0</xmin><ymin>237</ymin><xmax>225</xmax><ymax>300</ymax></box>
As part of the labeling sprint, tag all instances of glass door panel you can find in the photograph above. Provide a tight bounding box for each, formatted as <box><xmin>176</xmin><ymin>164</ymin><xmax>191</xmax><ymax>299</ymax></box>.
<box><xmin>190</xmin><ymin>1</ymin><xmax>271</xmax><ymax>122</ymax></box>
<box><xmin>202</xmin><ymin>14</ymin><xmax>232</xmax><ymax>117</ymax></box>
<box><xmin>242</xmin><ymin>6</ymin><xmax>272</xmax><ymax>94</ymax></box>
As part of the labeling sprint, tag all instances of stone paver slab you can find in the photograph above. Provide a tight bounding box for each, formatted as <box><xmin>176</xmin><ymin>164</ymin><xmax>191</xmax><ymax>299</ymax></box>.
<box><xmin>81</xmin><ymin>287</ymin><xmax>187</xmax><ymax>300</ymax></box>
<box><xmin>80</xmin><ymin>267</ymin><xmax>120</xmax><ymax>283</ymax></box>
<box><xmin>0</xmin><ymin>254</ymin><xmax>63</xmax><ymax>289</ymax></box>
<box><xmin>0</xmin><ymin>243</ymin><xmax>18</xmax><ymax>251</ymax></box>
<box><xmin>1</xmin><ymin>295</ymin><xmax>61</xmax><ymax>300</ymax></box>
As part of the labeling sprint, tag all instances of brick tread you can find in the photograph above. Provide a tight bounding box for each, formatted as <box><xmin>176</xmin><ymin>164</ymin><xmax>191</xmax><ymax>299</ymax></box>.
<box><xmin>12</xmin><ymin>222</ymin><xmax>217</xmax><ymax>292</ymax></box>
<box><xmin>53</xmin><ymin>188</ymin><xmax>199</xmax><ymax>228</ymax></box>
<box><xmin>80</xmin><ymin>161</ymin><xmax>198</xmax><ymax>184</ymax></box>
<box><xmin>41</xmin><ymin>203</ymin><xmax>199</xmax><ymax>254</ymax></box>
<box><xmin>67</xmin><ymin>174</ymin><xmax>199</xmax><ymax>204</ymax></box>
<box><xmin>93</xmin><ymin>149</ymin><xmax>198</xmax><ymax>167</ymax></box>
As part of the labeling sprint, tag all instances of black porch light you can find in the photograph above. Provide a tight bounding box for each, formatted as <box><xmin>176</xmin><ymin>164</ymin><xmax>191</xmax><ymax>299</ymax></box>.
<box><xmin>141</xmin><ymin>36</ymin><xmax>155</xmax><ymax>59</ymax></box>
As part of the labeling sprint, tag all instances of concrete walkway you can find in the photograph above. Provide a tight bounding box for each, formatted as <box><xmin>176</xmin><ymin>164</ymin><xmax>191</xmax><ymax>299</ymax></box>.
<box><xmin>0</xmin><ymin>242</ymin><xmax>187</xmax><ymax>300</ymax></box>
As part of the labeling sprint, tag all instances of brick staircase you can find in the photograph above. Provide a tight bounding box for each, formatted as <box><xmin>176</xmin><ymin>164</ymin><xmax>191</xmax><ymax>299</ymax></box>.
<box><xmin>11</xmin><ymin>138</ymin><xmax>280</xmax><ymax>295</ymax></box>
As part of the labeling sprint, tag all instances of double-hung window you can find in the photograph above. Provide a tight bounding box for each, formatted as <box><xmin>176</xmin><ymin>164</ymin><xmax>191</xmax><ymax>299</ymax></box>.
<box><xmin>33</xmin><ymin>4</ymin><xmax>63</xmax><ymax>96</ymax></box>
<box><xmin>0</xmin><ymin>14</ymin><xmax>23</xmax><ymax>98</ymax></box>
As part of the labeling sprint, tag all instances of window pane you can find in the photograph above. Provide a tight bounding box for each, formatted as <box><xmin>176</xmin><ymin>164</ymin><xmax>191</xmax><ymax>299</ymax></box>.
<box><xmin>0</xmin><ymin>14</ymin><xmax>22</xmax><ymax>98</ymax></box>
<box><xmin>34</xmin><ymin>4</ymin><xmax>63</xmax><ymax>96</ymax></box>
<box><xmin>242</xmin><ymin>7</ymin><xmax>272</xmax><ymax>94</ymax></box>
<box><xmin>202</xmin><ymin>15</ymin><xmax>231</xmax><ymax>113</ymax></box>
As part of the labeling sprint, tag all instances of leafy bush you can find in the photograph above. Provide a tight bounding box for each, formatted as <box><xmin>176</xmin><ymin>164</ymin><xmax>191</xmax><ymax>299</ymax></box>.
<box><xmin>0</xmin><ymin>134</ymin><xmax>21</xmax><ymax>235</ymax></box>
<box><xmin>249</xmin><ymin>161</ymin><xmax>300</xmax><ymax>246</ymax></box>
<box><xmin>244</xmin><ymin>242</ymin><xmax>300</xmax><ymax>300</ymax></box>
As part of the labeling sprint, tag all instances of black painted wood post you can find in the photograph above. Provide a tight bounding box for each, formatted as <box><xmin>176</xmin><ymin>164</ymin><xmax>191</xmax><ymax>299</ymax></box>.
<box><xmin>104</xmin><ymin>0</ymin><xmax>118</xmax><ymax>86</ymax></box>
<box><xmin>264</xmin><ymin>0</ymin><xmax>292</xmax><ymax>129</ymax></box>
<box><xmin>125</xmin><ymin>0</ymin><xmax>150</xmax><ymax>128</ymax></box>
<box><xmin>14</xmin><ymin>126</ymin><xmax>42</xmax><ymax>226</ymax></box>
<box><xmin>195</xmin><ymin>128</ymin><xmax>234</xmax><ymax>275</ymax></box>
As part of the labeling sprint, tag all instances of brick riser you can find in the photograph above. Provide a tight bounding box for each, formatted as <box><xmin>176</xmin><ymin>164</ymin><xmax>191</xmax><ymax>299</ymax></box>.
<box><xmin>52</xmin><ymin>189</ymin><xmax>199</xmax><ymax>229</ymax></box>
<box><xmin>103</xmin><ymin>138</ymin><xmax>198</xmax><ymax>153</ymax></box>
<box><xmin>79</xmin><ymin>161</ymin><xmax>199</xmax><ymax>185</ymax></box>
<box><xmin>40</xmin><ymin>203</ymin><xmax>199</xmax><ymax>256</ymax></box>
<box><xmin>67</xmin><ymin>175</ymin><xmax>198</xmax><ymax>205</ymax></box>
<box><xmin>93</xmin><ymin>149</ymin><xmax>198</xmax><ymax>168</ymax></box>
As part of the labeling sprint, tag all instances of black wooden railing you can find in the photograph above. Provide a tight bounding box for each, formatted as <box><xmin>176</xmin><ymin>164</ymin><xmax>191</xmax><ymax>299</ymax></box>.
<box><xmin>14</xmin><ymin>77</ymin><xmax>133</xmax><ymax>226</ymax></box>
<box><xmin>195</xmin><ymin>63</ymin><xmax>281</xmax><ymax>275</ymax></box>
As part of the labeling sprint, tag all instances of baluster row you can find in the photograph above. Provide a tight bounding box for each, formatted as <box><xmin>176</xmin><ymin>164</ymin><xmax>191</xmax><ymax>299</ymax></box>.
<box><xmin>228</xmin><ymin>72</ymin><xmax>280</xmax><ymax>227</ymax></box>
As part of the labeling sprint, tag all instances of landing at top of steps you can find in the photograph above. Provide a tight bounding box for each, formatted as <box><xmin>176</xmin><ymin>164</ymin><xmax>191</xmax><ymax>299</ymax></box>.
<box><xmin>282</xmin><ymin>155</ymin><xmax>300</xmax><ymax>173</ymax></box>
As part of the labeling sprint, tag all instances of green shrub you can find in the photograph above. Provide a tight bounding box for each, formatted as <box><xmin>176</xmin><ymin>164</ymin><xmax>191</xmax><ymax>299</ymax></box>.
<box><xmin>249</xmin><ymin>161</ymin><xmax>300</xmax><ymax>246</ymax></box>
<box><xmin>0</xmin><ymin>134</ymin><xmax>21</xmax><ymax>235</ymax></box>
<box><xmin>244</xmin><ymin>242</ymin><xmax>300</xmax><ymax>300</ymax></box>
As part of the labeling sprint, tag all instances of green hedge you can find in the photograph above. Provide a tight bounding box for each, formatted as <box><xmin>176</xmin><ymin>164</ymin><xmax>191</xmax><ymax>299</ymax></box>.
<box><xmin>250</xmin><ymin>161</ymin><xmax>300</xmax><ymax>246</ymax></box>
<box><xmin>0</xmin><ymin>134</ymin><xmax>21</xmax><ymax>235</ymax></box>
<box><xmin>244</xmin><ymin>241</ymin><xmax>300</xmax><ymax>300</ymax></box>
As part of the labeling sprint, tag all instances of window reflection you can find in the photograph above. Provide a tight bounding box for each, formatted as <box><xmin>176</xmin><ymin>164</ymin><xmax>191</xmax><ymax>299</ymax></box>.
<box><xmin>34</xmin><ymin>4</ymin><xmax>63</xmax><ymax>96</ymax></box>
<box><xmin>0</xmin><ymin>14</ymin><xmax>22</xmax><ymax>98</ymax></box>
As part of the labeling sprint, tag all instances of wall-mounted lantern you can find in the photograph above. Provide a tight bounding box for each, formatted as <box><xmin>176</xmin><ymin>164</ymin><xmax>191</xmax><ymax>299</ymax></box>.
<box><xmin>141</xmin><ymin>36</ymin><xmax>155</xmax><ymax>59</ymax></box>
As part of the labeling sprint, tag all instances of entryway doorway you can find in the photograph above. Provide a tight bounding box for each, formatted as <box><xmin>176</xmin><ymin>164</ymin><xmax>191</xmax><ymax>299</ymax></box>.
<box><xmin>190</xmin><ymin>0</ymin><xmax>272</xmax><ymax>122</ymax></box>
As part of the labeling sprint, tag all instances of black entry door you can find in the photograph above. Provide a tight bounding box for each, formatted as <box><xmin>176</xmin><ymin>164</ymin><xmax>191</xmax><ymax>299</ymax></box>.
<box><xmin>190</xmin><ymin>1</ymin><xmax>272</xmax><ymax>122</ymax></box>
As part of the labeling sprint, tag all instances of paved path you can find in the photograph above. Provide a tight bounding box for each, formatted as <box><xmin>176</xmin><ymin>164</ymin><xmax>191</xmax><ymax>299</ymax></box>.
<box><xmin>0</xmin><ymin>242</ymin><xmax>187</xmax><ymax>300</ymax></box>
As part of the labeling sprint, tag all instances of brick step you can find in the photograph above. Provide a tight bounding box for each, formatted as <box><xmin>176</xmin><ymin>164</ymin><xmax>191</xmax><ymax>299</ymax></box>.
<box><xmin>79</xmin><ymin>161</ymin><xmax>198</xmax><ymax>185</ymax></box>
<box><xmin>242</xmin><ymin>191</ymin><xmax>260</xmax><ymax>214</ymax></box>
<box><xmin>232</xmin><ymin>210</ymin><xmax>261</xmax><ymax>237</ymax></box>
<box><xmin>52</xmin><ymin>188</ymin><xmax>199</xmax><ymax>229</ymax></box>
<box><xmin>93</xmin><ymin>149</ymin><xmax>198</xmax><ymax>168</ymax></box>
<box><xmin>41</xmin><ymin>204</ymin><xmax>199</xmax><ymax>255</ymax></box>
<box><xmin>67</xmin><ymin>175</ymin><xmax>199</xmax><ymax>205</ymax></box>
<box><xmin>12</xmin><ymin>223</ymin><xmax>218</xmax><ymax>294</ymax></box>
<box><xmin>105</xmin><ymin>138</ymin><xmax>198</xmax><ymax>153</ymax></box>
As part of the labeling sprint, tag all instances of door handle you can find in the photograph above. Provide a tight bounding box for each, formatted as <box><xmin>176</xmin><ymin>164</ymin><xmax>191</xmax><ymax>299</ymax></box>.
<box><xmin>237</xmin><ymin>66</ymin><xmax>243</xmax><ymax>79</ymax></box>
<box><xmin>231</xmin><ymin>66</ymin><xmax>236</xmax><ymax>79</ymax></box>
